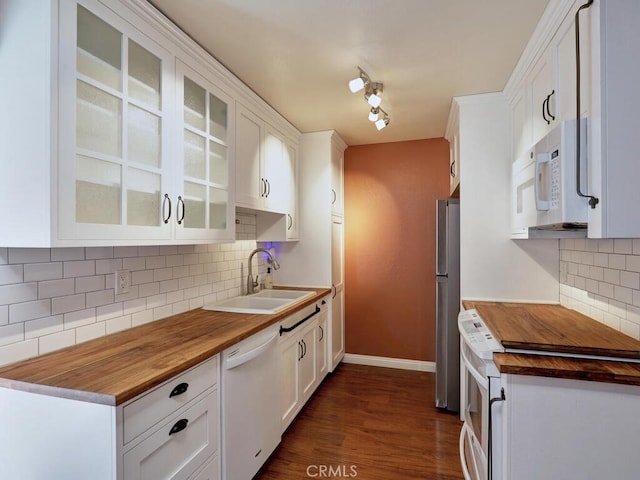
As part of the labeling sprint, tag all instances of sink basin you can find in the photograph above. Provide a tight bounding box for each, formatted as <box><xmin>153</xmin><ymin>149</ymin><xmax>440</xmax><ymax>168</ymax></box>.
<box><xmin>203</xmin><ymin>290</ymin><xmax>316</xmax><ymax>314</ymax></box>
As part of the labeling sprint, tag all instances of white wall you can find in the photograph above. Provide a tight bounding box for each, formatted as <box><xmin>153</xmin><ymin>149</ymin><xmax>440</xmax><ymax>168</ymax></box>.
<box><xmin>457</xmin><ymin>93</ymin><xmax>559</xmax><ymax>302</ymax></box>
<box><xmin>0</xmin><ymin>213</ymin><xmax>263</xmax><ymax>367</ymax></box>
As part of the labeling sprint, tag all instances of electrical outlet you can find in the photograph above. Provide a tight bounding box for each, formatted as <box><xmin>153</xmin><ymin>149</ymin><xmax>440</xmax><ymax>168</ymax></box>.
<box><xmin>115</xmin><ymin>269</ymin><xmax>131</xmax><ymax>295</ymax></box>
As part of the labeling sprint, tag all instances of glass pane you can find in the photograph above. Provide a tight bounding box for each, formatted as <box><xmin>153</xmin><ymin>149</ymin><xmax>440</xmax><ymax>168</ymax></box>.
<box><xmin>184</xmin><ymin>130</ymin><xmax>206</xmax><ymax>180</ymax></box>
<box><xmin>209</xmin><ymin>187</ymin><xmax>227</xmax><ymax>230</ymax></box>
<box><xmin>128</xmin><ymin>40</ymin><xmax>161</xmax><ymax>109</ymax></box>
<box><xmin>184</xmin><ymin>76</ymin><xmax>205</xmax><ymax>131</ymax></box>
<box><xmin>209</xmin><ymin>141</ymin><xmax>227</xmax><ymax>186</ymax></box>
<box><xmin>209</xmin><ymin>93</ymin><xmax>227</xmax><ymax>141</ymax></box>
<box><xmin>77</xmin><ymin>80</ymin><xmax>122</xmax><ymax>157</ymax></box>
<box><xmin>76</xmin><ymin>155</ymin><xmax>121</xmax><ymax>225</ymax></box>
<box><xmin>77</xmin><ymin>5</ymin><xmax>122</xmax><ymax>90</ymax></box>
<box><xmin>127</xmin><ymin>168</ymin><xmax>160</xmax><ymax>226</ymax></box>
<box><xmin>183</xmin><ymin>182</ymin><xmax>206</xmax><ymax>229</ymax></box>
<box><xmin>128</xmin><ymin>104</ymin><xmax>161</xmax><ymax>168</ymax></box>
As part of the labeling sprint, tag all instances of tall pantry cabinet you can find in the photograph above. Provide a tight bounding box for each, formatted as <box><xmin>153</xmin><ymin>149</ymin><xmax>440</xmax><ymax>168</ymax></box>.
<box><xmin>274</xmin><ymin>131</ymin><xmax>347</xmax><ymax>371</ymax></box>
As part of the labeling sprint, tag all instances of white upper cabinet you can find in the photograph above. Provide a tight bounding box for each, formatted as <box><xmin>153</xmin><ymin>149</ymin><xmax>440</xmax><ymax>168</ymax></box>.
<box><xmin>236</xmin><ymin>105</ymin><xmax>298</xmax><ymax>218</ymax></box>
<box><xmin>58</xmin><ymin>0</ymin><xmax>175</xmax><ymax>243</ymax></box>
<box><xmin>175</xmin><ymin>61</ymin><xmax>234</xmax><ymax>242</ymax></box>
<box><xmin>236</xmin><ymin>103</ymin><xmax>300</xmax><ymax>241</ymax></box>
<box><xmin>507</xmin><ymin>0</ymin><xmax>640</xmax><ymax>238</ymax></box>
<box><xmin>1</xmin><ymin>0</ymin><xmax>301</xmax><ymax>247</ymax></box>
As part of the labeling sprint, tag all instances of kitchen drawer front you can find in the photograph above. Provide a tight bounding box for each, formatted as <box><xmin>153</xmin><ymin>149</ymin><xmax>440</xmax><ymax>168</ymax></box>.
<box><xmin>124</xmin><ymin>356</ymin><xmax>218</xmax><ymax>445</ymax></box>
<box><xmin>123</xmin><ymin>391</ymin><xmax>219</xmax><ymax>480</ymax></box>
<box><xmin>189</xmin><ymin>455</ymin><xmax>219</xmax><ymax>480</ymax></box>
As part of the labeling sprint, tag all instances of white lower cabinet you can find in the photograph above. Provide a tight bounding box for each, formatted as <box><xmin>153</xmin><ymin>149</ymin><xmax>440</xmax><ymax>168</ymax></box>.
<box><xmin>121</xmin><ymin>356</ymin><xmax>220</xmax><ymax>480</ymax></box>
<box><xmin>123</xmin><ymin>393</ymin><xmax>218</xmax><ymax>480</ymax></box>
<box><xmin>279</xmin><ymin>298</ymin><xmax>329</xmax><ymax>432</ymax></box>
<box><xmin>0</xmin><ymin>356</ymin><xmax>220</xmax><ymax>480</ymax></box>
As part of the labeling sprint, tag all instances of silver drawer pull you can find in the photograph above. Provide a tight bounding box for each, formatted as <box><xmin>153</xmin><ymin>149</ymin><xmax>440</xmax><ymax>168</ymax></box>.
<box><xmin>169</xmin><ymin>418</ymin><xmax>188</xmax><ymax>436</ymax></box>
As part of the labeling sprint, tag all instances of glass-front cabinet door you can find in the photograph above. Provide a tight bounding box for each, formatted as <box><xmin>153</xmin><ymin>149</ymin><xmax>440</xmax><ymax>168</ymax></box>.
<box><xmin>58</xmin><ymin>0</ymin><xmax>173</xmax><ymax>242</ymax></box>
<box><xmin>175</xmin><ymin>61</ymin><xmax>234</xmax><ymax>241</ymax></box>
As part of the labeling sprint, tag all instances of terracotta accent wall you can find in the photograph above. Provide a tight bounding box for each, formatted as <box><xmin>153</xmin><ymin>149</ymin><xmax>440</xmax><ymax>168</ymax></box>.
<box><xmin>344</xmin><ymin>139</ymin><xmax>450</xmax><ymax>362</ymax></box>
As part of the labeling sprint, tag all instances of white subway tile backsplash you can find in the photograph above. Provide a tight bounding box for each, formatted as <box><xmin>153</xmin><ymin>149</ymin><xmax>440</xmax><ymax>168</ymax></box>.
<box><xmin>0</xmin><ymin>213</ymin><xmax>261</xmax><ymax>366</ymax></box>
<box><xmin>51</xmin><ymin>248</ymin><xmax>85</xmax><ymax>262</ymax></box>
<box><xmin>9</xmin><ymin>299</ymin><xmax>51</xmax><ymax>323</ymax></box>
<box><xmin>24</xmin><ymin>262</ymin><xmax>62</xmax><ymax>282</ymax></box>
<box><xmin>9</xmin><ymin>248</ymin><xmax>50</xmax><ymax>264</ymax></box>
<box><xmin>0</xmin><ymin>265</ymin><xmax>24</xmax><ymax>285</ymax></box>
<box><xmin>609</xmin><ymin>254</ymin><xmax>626</xmax><ymax>270</ymax></box>
<box><xmin>614</xmin><ymin>239</ymin><xmax>634</xmax><ymax>254</ymax></box>
<box><xmin>0</xmin><ymin>339</ymin><xmax>38</xmax><ymax>365</ymax></box>
<box><xmin>39</xmin><ymin>329</ymin><xmax>75</xmax><ymax>355</ymax></box>
<box><xmin>85</xmin><ymin>247</ymin><xmax>114</xmax><ymax>260</ymax></box>
<box><xmin>64</xmin><ymin>308</ymin><xmax>96</xmax><ymax>330</ymax></box>
<box><xmin>560</xmin><ymin>238</ymin><xmax>640</xmax><ymax>339</ymax></box>
<box><xmin>0</xmin><ymin>323</ymin><xmax>24</xmax><ymax>346</ymax></box>
<box><xmin>52</xmin><ymin>293</ymin><xmax>86</xmax><ymax>315</ymax></box>
<box><xmin>76</xmin><ymin>322</ymin><xmax>105</xmax><ymax>343</ymax></box>
<box><xmin>95</xmin><ymin>258</ymin><xmax>123</xmax><ymax>275</ymax></box>
<box><xmin>39</xmin><ymin>278</ymin><xmax>75</xmax><ymax>299</ymax></box>
<box><xmin>62</xmin><ymin>260</ymin><xmax>96</xmax><ymax>278</ymax></box>
<box><xmin>0</xmin><ymin>283</ymin><xmax>38</xmax><ymax>305</ymax></box>
<box><xmin>25</xmin><ymin>315</ymin><xmax>63</xmax><ymax>339</ymax></box>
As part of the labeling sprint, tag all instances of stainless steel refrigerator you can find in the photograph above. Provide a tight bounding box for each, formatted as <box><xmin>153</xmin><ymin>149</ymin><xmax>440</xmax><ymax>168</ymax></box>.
<box><xmin>435</xmin><ymin>198</ymin><xmax>460</xmax><ymax>412</ymax></box>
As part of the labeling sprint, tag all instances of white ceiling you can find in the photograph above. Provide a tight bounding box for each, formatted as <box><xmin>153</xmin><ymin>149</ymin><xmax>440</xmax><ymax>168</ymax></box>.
<box><xmin>149</xmin><ymin>0</ymin><xmax>549</xmax><ymax>146</ymax></box>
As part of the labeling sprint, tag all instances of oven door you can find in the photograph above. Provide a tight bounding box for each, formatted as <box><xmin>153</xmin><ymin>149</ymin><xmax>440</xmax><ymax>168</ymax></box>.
<box><xmin>460</xmin><ymin>340</ymin><xmax>490</xmax><ymax>480</ymax></box>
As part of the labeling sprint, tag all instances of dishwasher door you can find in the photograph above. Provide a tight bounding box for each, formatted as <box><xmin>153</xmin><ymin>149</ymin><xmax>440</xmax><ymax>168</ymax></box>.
<box><xmin>221</xmin><ymin>323</ymin><xmax>281</xmax><ymax>480</ymax></box>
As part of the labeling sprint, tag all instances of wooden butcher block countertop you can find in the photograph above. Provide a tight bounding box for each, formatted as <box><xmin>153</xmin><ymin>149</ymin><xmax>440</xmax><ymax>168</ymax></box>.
<box><xmin>463</xmin><ymin>301</ymin><xmax>640</xmax><ymax>386</ymax></box>
<box><xmin>0</xmin><ymin>287</ymin><xmax>331</xmax><ymax>406</ymax></box>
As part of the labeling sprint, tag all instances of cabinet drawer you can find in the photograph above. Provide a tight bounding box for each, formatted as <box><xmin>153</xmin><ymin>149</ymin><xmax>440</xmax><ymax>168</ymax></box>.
<box><xmin>123</xmin><ymin>391</ymin><xmax>219</xmax><ymax>480</ymax></box>
<box><xmin>189</xmin><ymin>455</ymin><xmax>219</xmax><ymax>480</ymax></box>
<box><xmin>124</xmin><ymin>356</ymin><xmax>218</xmax><ymax>444</ymax></box>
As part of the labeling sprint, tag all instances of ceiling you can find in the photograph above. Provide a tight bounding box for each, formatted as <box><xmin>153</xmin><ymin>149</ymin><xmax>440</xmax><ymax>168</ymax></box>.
<box><xmin>149</xmin><ymin>0</ymin><xmax>549</xmax><ymax>146</ymax></box>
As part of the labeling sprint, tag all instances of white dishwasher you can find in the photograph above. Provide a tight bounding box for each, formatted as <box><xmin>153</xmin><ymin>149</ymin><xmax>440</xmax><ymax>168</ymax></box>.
<box><xmin>221</xmin><ymin>323</ymin><xmax>281</xmax><ymax>480</ymax></box>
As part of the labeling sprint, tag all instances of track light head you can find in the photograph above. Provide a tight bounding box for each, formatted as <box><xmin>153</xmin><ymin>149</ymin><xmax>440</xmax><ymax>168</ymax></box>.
<box><xmin>375</xmin><ymin>112</ymin><xmax>390</xmax><ymax>130</ymax></box>
<box><xmin>368</xmin><ymin>107</ymin><xmax>379</xmax><ymax>122</ymax></box>
<box><xmin>348</xmin><ymin>67</ymin><xmax>369</xmax><ymax>93</ymax></box>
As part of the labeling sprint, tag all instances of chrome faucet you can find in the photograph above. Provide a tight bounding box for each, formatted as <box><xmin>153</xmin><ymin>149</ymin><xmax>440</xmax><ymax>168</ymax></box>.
<box><xmin>246</xmin><ymin>248</ymin><xmax>280</xmax><ymax>295</ymax></box>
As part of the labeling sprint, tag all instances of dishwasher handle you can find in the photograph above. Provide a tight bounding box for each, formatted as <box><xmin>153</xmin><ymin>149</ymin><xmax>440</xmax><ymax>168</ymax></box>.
<box><xmin>225</xmin><ymin>332</ymin><xmax>278</xmax><ymax>370</ymax></box>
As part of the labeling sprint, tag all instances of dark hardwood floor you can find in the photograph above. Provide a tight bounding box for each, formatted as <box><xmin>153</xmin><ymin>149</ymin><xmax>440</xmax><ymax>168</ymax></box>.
<box><xmin>255</xmin><ymin>363</ymin><xmax>464</xmax><ymax>480</ymax></box>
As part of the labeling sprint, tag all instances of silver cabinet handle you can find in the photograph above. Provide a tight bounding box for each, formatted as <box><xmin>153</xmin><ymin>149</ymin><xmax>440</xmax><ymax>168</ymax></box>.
<box><xmin>162</xmin><ymin>193</ymin><xmax>171</xmax><ymax>224</ymax></box>
<box><xmin>177</xmin><ymin>196</ymin><xmax>185</xmax><ymax>225</ymax></box>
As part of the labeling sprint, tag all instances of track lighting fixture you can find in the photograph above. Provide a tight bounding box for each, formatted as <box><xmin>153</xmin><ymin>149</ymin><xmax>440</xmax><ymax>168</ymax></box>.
<box><xmin>348</xmin><ymin>67</ymin><xmax>390</xmax><ymax>130</ymax></box>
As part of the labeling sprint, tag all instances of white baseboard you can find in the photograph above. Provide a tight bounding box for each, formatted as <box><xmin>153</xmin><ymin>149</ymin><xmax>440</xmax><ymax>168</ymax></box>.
<box><xmin>342</xmin><ymin>353</ymin><xmax>435</xmax><ymax>372</ymax></box>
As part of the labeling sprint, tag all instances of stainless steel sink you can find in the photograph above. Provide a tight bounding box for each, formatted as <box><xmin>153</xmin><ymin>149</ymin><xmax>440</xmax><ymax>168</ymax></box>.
<box><xmin>203</xmin><ymin>290</ymin><xmax>316</xmax><ymax>314</ymax></box>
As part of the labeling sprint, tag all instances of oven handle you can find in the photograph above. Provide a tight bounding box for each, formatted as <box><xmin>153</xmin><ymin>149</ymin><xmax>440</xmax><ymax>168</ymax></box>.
<box><xmin>460</xmin><ymin>342</ymin><xmax>489</xmax><ymax>391</ymax></box>
<box><xmin>459</xmin><ymin>423</ymin><xmax>473</xmax><ymax>480</ymax></box>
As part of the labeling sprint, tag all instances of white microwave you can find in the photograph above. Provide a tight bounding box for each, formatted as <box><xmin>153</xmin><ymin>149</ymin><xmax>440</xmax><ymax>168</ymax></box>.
<box><xmin>511</xmin><ymin>119</ymin><xmax>588</xmax><ymax>237</ymax></box>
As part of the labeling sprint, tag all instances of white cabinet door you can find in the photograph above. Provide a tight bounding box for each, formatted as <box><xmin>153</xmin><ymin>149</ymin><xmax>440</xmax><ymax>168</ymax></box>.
<box><xmin>285</xmin><ymin>140</ymin><xmax>299</xmax><ymax>240</ymax></box>
<box><xmin>58</xmin><ymin>0</ymin><xmax>174</xmax><ymax>243</ymax></box>
<box><xmin>280</xmin><ymin>333</ymin><xmax>301</xmax><ymax>430</ymax></box>
<box><xmin>555</xmin><ymin>8</ymin><xmax>591</xmax><ymax>123</ymax></box>
<box><xmin>299</xmin><ymin>322</ymin><xmax>318</xmax><ymax>404</ymax></box>
<box><xmin>174</xmin><ymin>61</ymin><xmax>234</xmax><ymax>242</ymax></box>
<box><xmin>330</xmin><ymin>216</ymin><xmax>345</xmax><ymax>370</ymax></box>
<box><xmin>317</xmin><ymin>305</ymin><xmax>328</xmax><ymax>381</ymax></box>
<box><xmin>331</xmin><ymin>140</ymin><xmax>344</xmax><ymax>216</ymax></box>
<box><xmin>235</xmin><ymin>104</ymin><xmax>264</xmax><ymax>209</ymax></box>
<box><xmin>527</xmin><ymin>51</ymin><xmax>557</xmax><ymax>145</ymax></box>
